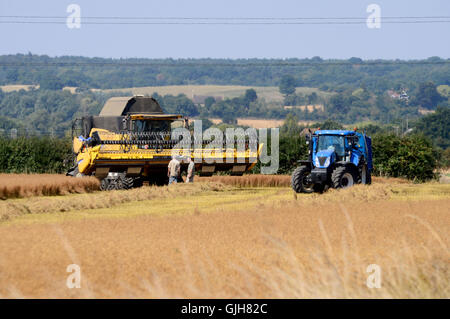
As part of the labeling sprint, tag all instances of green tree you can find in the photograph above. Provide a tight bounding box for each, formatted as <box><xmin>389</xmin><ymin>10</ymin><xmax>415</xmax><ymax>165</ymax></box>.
<box><xmin>327</xmin><ymin>93</ymin><xmax>348</xmax><ymax>114</ymax></box>
<box><xmin>278</xmin><ymin>135</ymin><xmax>308</xmax><ymax>174</ymax></box>
<box><xmin>204</xmin><ymin>97</ymin><xmax>216</xmax><ymax>110</ymax></box>
<box><xmin>414</xmin><ymin>106</ymin><xmax>450</xmax><ymax>149</ymax></box>
<box><xmin>372</xmin><ymin>134</ymin><xmax>436</xmax><ymax>182</ymax></box>
<box><xmin>279</xmin><ymin>75</ymin><xmax>296</xmax><ymax>96</ymax></box>
<box><xmin>221</xmin><ymin>113</ymin><xmax>237</xmax><ymax>124</ymax></box>
<box><xmin>413</xmin><ymin>82</ymin><xmax>444</xmax><ymax>109</ymax></box>
<box><xmin>0</xmin><ymin>136</ymin><xmax>72</xmax><ymax>173</ymax></box>
<box><xmin>307</xmin><ymin>92</ymin><xmax>318</xmax><ymax>105</ymax></box>
<box><xmin>244</xmin><ymin>89</ymin><xmax>258</xmax><ymax>104</ymax></box>
<box><xmin>312</xmin><ymin>120</ymin><xmax>344</xmax><ymax>130</ymax></box>
<box><xmin>280</xmin><ymin>113</ymin><xmax>301</xmax><ymax>136</ymax></box>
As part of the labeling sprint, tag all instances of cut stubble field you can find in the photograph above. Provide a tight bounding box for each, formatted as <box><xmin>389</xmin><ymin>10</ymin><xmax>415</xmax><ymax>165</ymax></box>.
<box><xmin>0</xmin><ymin>175</ymin><xmax>448</xmax><ymax>298</ymax></box>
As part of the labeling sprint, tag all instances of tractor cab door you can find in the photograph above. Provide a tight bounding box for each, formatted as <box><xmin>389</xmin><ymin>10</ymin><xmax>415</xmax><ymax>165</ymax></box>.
<box><xmin>350</xmin><ymin>133</ymin><xmax>373</xmax><ymax>172</ymax></box>
<box><xmin>364</xmin><ymin>135</ymin><xmax>373</xmax><ymax>171</ymax></box>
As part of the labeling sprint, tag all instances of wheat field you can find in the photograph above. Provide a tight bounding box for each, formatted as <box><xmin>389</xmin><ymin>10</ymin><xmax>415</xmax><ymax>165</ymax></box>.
<box><xmin>0</xmin><ymin>174</ymin><xmax>99</xmax><ymax>199</ymax></box>
<box><xmin>0</xmin><ymin>175</ymin><xmax>448</xmax><ymax>298</ymax></box>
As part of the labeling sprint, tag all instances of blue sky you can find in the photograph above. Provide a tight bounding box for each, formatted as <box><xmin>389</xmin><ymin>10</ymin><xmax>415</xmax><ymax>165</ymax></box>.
<box><xmin>0</xmin><ymin>0</ymin><xmax>449</xmax><ymax>59</ymax></box>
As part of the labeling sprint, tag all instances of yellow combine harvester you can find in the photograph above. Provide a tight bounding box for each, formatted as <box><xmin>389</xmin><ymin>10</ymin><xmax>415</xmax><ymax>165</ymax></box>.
<box><xmin>68</xmin><ymin>96</ymin><xmax>260</xmax><ymax>190</ymax></box>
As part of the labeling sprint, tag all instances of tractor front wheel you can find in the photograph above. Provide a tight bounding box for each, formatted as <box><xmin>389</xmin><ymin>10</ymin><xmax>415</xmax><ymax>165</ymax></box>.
<box><xmin>331</xmin><ymin>166</ymin><xmax>357</xmax><ymax>189</ymax></box>
<box><xmin>291</xmin><ymin>166</ymin><xmax>315</xmax><ymax>193</ymax></box>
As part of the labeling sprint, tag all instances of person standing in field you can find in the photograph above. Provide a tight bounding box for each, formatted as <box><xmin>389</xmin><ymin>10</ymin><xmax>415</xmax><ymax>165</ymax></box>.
<box><xmin>168</xmin><ymin>156</ymin><xmax>180</xmax><ymax>184</ymax></box>
<box><xmin>185</xmin><ymin>157</ymin><xmax>195</xmax><ymax>183</ymax></box>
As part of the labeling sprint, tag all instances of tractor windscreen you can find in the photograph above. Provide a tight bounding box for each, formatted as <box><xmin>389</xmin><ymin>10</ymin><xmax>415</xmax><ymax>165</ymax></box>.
<box><xmin>317</xmin><ymin>135</ymin><xmax>345</xmax><ymax>157</ymax></box>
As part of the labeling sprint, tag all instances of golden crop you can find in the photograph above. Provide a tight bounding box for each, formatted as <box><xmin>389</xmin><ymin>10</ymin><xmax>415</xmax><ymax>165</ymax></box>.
<box><xmin>0</xmin><ymin>175</ymin><xmax>448</xmax><ymax>298</ymax></box>
<box><xmin>0</xmin><ymin>174</ymin><xmax>99</xmax><ymax>199</ymax></box>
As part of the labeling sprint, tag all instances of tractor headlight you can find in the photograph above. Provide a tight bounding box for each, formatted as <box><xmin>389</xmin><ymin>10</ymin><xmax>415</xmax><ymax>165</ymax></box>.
<box><xmin>324</xmin><ymin>157</ymin><xmax>330</xmax><ymax>167</ymax></box>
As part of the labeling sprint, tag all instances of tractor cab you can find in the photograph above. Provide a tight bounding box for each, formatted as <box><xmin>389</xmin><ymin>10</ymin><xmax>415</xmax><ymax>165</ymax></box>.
<box><xmin>309</xmin><ymin>130</ymin><xmax>369</xmax><ymax>168</ymax></box>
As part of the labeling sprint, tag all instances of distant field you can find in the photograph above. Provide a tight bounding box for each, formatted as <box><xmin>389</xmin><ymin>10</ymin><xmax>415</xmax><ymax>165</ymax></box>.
<box><xmin>0</xmin><ymin>176</ymin><xmax>448</xmax><ymax>298</ymax></box>
<box><xmin>0</xmin><ymin>84</ymin><xmax>333</xmax><ymax>103</ymax></box>
<box><xmin>208</xmin><ymin>117</ymin><xmax>314</xmax><ymax>128</ymax></box>
<box><xmin>62</xmin><ymin>86</ymin><xmax>78</xmax><ymax>94</ymax></box>
<box><xmin>284</xmin><ymin>104</ymin><xmax>324</xmax><ymax>112</ymax></box>
<box><xmin>437</xmin><ymin>84</ymin><xmax>450</xmax><ymax>97</ymax></box>
<box><xmin>0</xmin><ymin>84</ymin><xmax>39</xmax><ymax>92</ymax></box>
<box><xmin>418</xmin><ymin>108</ymin><xmax>436</xmax><ymax>115</ymax></box>
<box><xmin>98</xmin><ymin>85</ymin><xmax>333</xmax><ymax>103</ymax></box>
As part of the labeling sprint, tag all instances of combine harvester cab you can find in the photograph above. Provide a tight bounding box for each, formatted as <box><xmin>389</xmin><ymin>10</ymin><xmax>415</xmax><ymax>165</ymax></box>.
<box><xmin>68</xmin><ymin>96</ymin><xmax>261</xmax><ymax>190</ymax></box>
<box><xmin>291</xmin><ymin>129</ymin><xmax>373</xmax><ymax>193</ymax></box>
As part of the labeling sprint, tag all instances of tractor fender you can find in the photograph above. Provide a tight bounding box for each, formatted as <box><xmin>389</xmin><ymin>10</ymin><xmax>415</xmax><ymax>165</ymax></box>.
<box><xmin>297</xmin><ymin>160</ymin><xmax>312</xmax><ymax>169</ymax></box>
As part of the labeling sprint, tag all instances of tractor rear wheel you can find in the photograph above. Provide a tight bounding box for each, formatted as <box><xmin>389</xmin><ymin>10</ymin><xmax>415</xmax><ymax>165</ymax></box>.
<box><xmin>331</xmin><ymin>166</ymin><xmax>357</xmax><ymax>189</ymax></box>
<box><xmin>359</xmin><ymin>164</ymin><xmax>372</xmax><ymax>185</ymax></box>
<box><xmin>291</xmin><ymin>166</ymin><xmax>315</xmax><ymax>193</ymax></box>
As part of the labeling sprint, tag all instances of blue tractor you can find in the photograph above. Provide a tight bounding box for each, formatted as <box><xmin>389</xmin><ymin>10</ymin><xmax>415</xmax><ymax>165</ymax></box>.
<box><xmin>291</xmin><ymin>130</ymin><xmax>373</xmax><ymax>193</ymax></box>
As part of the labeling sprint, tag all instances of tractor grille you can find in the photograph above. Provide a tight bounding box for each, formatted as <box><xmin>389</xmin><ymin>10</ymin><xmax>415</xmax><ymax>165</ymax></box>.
<box><xmin>318</xmin><ymin>157</ymin><xmax>327</xmax><ymax>166</ymax></box>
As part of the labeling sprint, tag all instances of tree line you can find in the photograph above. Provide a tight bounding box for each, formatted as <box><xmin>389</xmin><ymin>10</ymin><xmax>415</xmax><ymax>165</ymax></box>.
<box><xmin>0</xmin><ymin>54</ymin><xmax>449</xmax><ymax>135</ymax></box>
<box><xmin>1</xmin><ymin>54</ymin><xmax>449</xmax><ymax>92</ymax></box>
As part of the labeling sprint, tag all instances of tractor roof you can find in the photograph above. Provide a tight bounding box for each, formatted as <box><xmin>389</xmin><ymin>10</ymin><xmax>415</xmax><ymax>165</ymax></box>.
<box><xmin>314</xmin><ymin>130</ymin><xmax>357</xmax><ymax>136</ymax></box>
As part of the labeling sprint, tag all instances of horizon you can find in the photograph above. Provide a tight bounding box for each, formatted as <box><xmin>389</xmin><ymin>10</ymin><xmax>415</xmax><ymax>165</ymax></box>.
<box><xmin>2</xmin><ymin>53</ymin><xmax>449</xmax><ymax>61</ymax></box>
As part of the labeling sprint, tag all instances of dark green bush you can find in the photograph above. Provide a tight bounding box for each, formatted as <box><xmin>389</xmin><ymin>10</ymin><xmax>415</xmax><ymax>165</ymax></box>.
<box><xmin>372</xmin><ymin>134</ymin><xmax>437</xmax><ymax>182</ymax></box>
<box><xmin>0</xmin><ymin>136</ymin><xmax>72</xmax><ymax>173</ymax></box>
